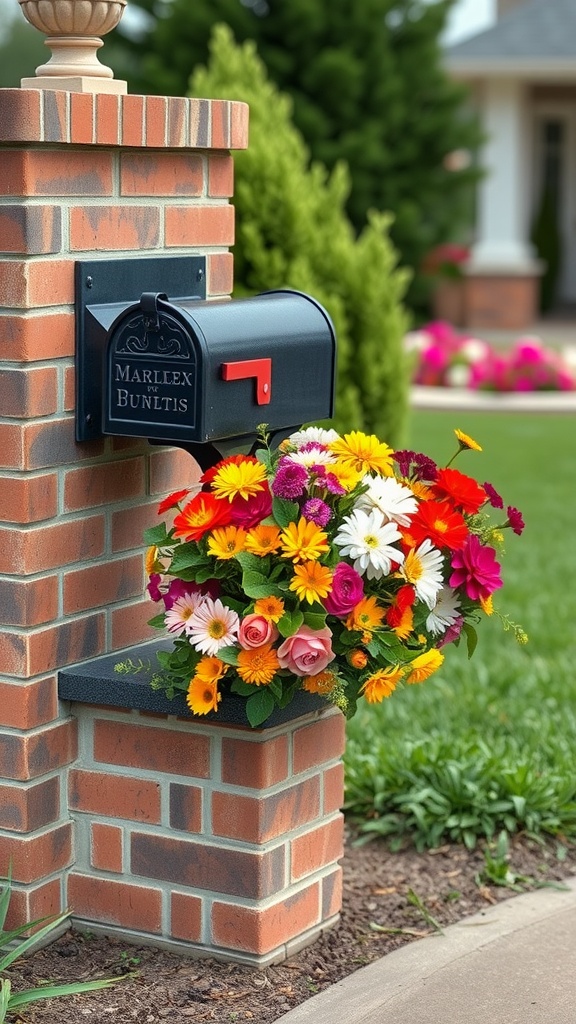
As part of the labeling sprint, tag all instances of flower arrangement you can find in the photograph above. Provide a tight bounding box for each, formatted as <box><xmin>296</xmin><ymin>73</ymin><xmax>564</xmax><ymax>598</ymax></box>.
<box><xmin>423</xmin><ymin>244</ymin><xmax>470</xmax><ymax>281</ymax></box>
<box><xmin>142</xmin><ymin>426</ymin><xmax>525</xmax><ymax>727</ymax></box>
<box><xmin>406</xmin><ymin>321</ymin><xmax>576</xmax><ymax>392</ymax></box>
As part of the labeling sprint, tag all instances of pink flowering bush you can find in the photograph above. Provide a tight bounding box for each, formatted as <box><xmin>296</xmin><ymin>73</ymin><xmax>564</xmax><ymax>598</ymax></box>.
<box><xmin>406</xmin><ymin>321</ymin><xmax>576</xmax><ymax>392</ymax></box>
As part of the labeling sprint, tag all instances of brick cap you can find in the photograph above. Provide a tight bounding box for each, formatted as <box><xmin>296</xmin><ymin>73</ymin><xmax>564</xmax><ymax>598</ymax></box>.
<box><xmin>21</xmin><ymin>78</ymin><xmax>128</xmax><ymax>94</ymax></box>
<box><xmin>0</xmin><ymin>89</ymin><xmax>249</xmax><ymax>150</ymax></box>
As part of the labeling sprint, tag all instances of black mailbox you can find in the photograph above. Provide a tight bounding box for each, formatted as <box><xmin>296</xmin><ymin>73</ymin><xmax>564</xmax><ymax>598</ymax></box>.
<box><xmin>75</xmin><ymin>257</ymin><xmax>336</xmax><ymax>465</ymax></box>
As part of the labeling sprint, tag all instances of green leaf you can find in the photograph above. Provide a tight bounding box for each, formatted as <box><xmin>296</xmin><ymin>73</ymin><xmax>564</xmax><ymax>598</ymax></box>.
<box><xmin>463</xmin><ymin>622</ymin><xmax>478</xmax><ymax>659</ymax></box>
<box><xmin>241</xmin><ymin>569</ymin><xmax>284</xmax><ymax>599</ymax></box>
<box><xmin>236</xmin><ymin>551</ymin><xmax>267</xmax><ymax>573</ymax></box>
<box><xmin>143</xmin><ymin>523</ymin><xmax>170</xmax><ymax>547</ymax></box>
<box><xmin>303</xmin><ymin>608</ymin><xmax>327</xmax><ymax>631</ymax></box>
<box><xmin>147</xmin><ymin>613</ymin><xmax>166</xmax><ymax>630</ymax></box>
<box><xmin>217</xmin><ymin>645</ymin><xmax>240</xmax><ymax>666</ymax></box>
<box><xmin>230</xmin><ymin>679</ymin><xmax>257</xmax><ymax>696</ymax></box>
<box><xmin>277</xmin><ymin>608</ymin><xmax>304</xmax><ymax>638</ymax></box>
<box><xmin>246</xmin><ymin>689</ymin><xmax>276</xmax><ymax>727</ymax></box>
<box><xmin>169</xmin><ymin>544</ymin><xmax>206</xmax><ymax>573</ymax></box>
<box><xmin>272</xmin><ymin>497</ymin><xmax>299</xmax><ymax>528</ymax></box>
<box><xmin>255</xmin><ymin>448</ymin><xmax>273</xmax><ymax>473</ymax></box>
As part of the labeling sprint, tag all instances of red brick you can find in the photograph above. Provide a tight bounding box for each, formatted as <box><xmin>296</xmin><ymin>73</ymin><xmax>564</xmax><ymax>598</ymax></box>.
<box><xmin>94</xmin><ymin>720</ymin><xmax>211</xmax><ymax>779</ymax></box>
<box><xmin>211</xmin><ymin>883</ymin><xmax>320</xmax><ymax>955</ymax></box>
<box><xmin>63</xmin><ymin>364</ymin><xmax>75</xmax><ymax>411</ymax></box>
<box><xmin>91</xmin><ymin>823</ymin><xmax>123</xmax><ymax>873</ymax></box>
<box><xmin>292</xmin><ymin>711</ymin><xmax>346</xmax><ymax>775</ymax></box>
<box><xmin>0</xmin><ymin>259</ymin><xmax>74</xmax><ymax>308</ymax></box>
<box><xmin>168</xmin><ymin>96</ymin><xmax>187</xmax><ymax>147</ymax></box>
<box><xmin>0</xmin><ymin>516</ymin><xmax>105</xmax><ymax>573</ymax></box>
<box><xmin>230</xmin><ymin>101</ymin><xmax>249</xmax><ymax>150</ymax></box>
<box><xmin>291</xmin><ymin>816</ymin><xmax>344</xmax><ymax>882</ymax></box>
<box><xmin>0</xmin><ymin>423</ymin><xmax>24</xmax><ymax>469</ymax></box>
<box><xmin>0</xmin><ymin>614</ymin><xmax>105</xmax><ymax>678</ymax></box>
<box><xmin>211</xmin><ymin>100</ymin><xmax>230</xmax><ymax>149</ymax></box>
<box><xmin>21</xmin><ymin>418</ymin><xmax>105</xmax><ymax>470</ymax></box>
<box><xmin>70</xmin><ymin>205</ymin><xmax>160</xmax><ymax>252</ymax></box>
<box><xmin>0</xmin><ymin>90</ymin><xmax>42</xmax><ymax>144</ymax></box>
<box><xmin>170</xmin><ymin>891</ymin><xmax>202</xmax><ymax>943</ymax></box>
<box><xmin>0</xmin><ymin>677</ymin><xmax>59</xmax><ymax>729</ymax></box>
<box><xmin>0</xmin><ymin>777</ymin><xmax>59</xmax><ymax>833</ymax></box>
<box><xmin>111</xmin><ymin>501</ymin><xmax>159</xmax><ymax>552</ymax></box>
<box><xmin>63</xmin><ymin>554</ymin><xmax>144</xmax><ymax>614</ymax></box>
<box><xmin>0</xmin><ymin>367</ymin><xmax>58</xmax><ymax>417</ymax></box>
<box><xmin>0</xmin><ymin>473</ymin><xmax>58</xmax><ymax>524</ymax></box>
<box><xmin>67</xmin><ymin>873</ymin><xmax>162</xmax><ymax>933</ymax></box>
<box><xmin>207</xmin><ymin>251</ymin><xmax>234</xmax><ymax>297</ymax></box>
<box><xmin>121</xmin><ymin>94</ymin><xmax>145</xmax><ymax>148</ymax></box>
<box><xmin>0</xmin><ymin>205</ymin><xmax>61</xmax><ymax>255</ymax></box>
<box><xmin>322</xmin><ymin>865</ymin><xmax>343</xmax><ymax>920</ymax></box>
<box><xmin>323</xmin><ymin>762</ymin><xmax>345</xmax><ymax>815</ymax></box>
<box><xmin>148</xmin><ymin>447</ymin><xmax>202</xmax><ymax>495</ymax></box>
<box><xmin>221</xmin><ymin>735</ymin><xmax>289</xmax><ymax>790</ymax></box>
<box><xmin>0</xmin><ymin>823</ymin><xmax>73</xmax><ymax>883</ymax></box>
<box><xmin>169</xmin><ymin>783</ymin><xmax>203</xmax><ymax>833</ymax></box>
<box><xmin>131</xmin><ymin>831</ymin><xmax>284</xmax><ymax>899</ymax></box>
<box><xmin>212</xmin><ymin>776</ymin><xmax>320</xmax><ymax>843</ymax></box>
<box><xmin>165</xmin><ymin>204</ymin><xmax>234</xmax><ymax>247</ymax></box>
<box><xmin>189</xmin><ymin>99</ymin><xmax>210</xmax><ymax>149</ymax></box>
<box><xmin>208</xmin><ymin>154</ymin><xmax>234</xmax><ymax>198</ymax></box>
<box><xmin>95</xmin><ymin>93</ymin><xmax>120</xmax><ymax>146</ymax></box>
<box><xmin>0</xmin><ymin>575</ymin><xmax>58</xmax><ymax>627</ymax></box>
<box><xmin>120</xmin><ymin>152</ymin><xmax>204</xmax><ymax>197</ymax></box>
<box><xmin>70</xmin><ymin>769</ymin><xmax>161</xmax><ymax>823</ymax></box>
<box><xmin>1</xmin><ymin>149</ymin><xmax>113</xmax><ymax>197</ymax></box>
<box><xmin>0</xmin><ymin>312</ymin><xmax>74</xmax><ymax>360</ymax></box>
<box><xmin>0</xmin><ymin>719</ymin><xmax>77</xmax><ymax>781</ymax></box>
<box><xmin>145</xmin><ymin>95</ymin><xmax>168</xmax><ymax>148</ymax></box>
<box><xmin>111</xmin><ymin>599</ymin><xmax>157</xmax><ymax>649</ymax></box>
<box><xmin>43</xmin><ymin>90</ymin><xmax>69</xmax><ymax>144</ymax></box>
<box><xmin>4</xmin><ymin>877</ymin><xmax>63</xmax><ymax>934</ymax></box>
<box><xmin>64</xmin><ymin>458</ymin><xmax>145</xmax><ymax>511</ymax></box>
<box><xmin>70</xmin><ymin>92</ymin><xmax>95</xmax><ymax>145</ymax></box>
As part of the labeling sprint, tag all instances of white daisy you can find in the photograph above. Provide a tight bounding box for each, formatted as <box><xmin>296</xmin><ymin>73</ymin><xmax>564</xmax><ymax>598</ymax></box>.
<box><xmin>400</xmin><ymin>539</ymin><xmax>444</xmax><ymax>609</ymax></box>
<box><xmin>333</xmin><ymin>508</ymin><xmax>404</xmax><ymax>581</ymax></box>
<box><xmin>288</xmin><ymin>427</ymin><xmax>340</xmax><ymax>449</ymax></box>
<box><xmin>354</xmin><ymin>474</ymin><xmax>418</xmax><ymax>527</ymax></box>
<box><xmin>187</xmin><ymin>597</ymin><xmax>240</xmax><ymax>656</ymax></box>
<box><xmin>164</xmin><ymin>592</ymin><xmax>204</xmax><ymax>636</ymax></box>
<box><xmin>426</xmin><ymin>585</ymin><xmax>461</xmax><ymax>636</ymax></box>
<box><xmin>287</xmin><ymin>448</ymin><xmax>336</xmax><ymax>468</ymax></box>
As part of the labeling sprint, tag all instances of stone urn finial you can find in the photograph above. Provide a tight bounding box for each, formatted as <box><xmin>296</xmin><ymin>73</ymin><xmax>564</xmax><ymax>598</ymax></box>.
<box><xmin>19</xmin><ymin>0</ymin><xmax>128</xmax><ymax>93</ymax></box>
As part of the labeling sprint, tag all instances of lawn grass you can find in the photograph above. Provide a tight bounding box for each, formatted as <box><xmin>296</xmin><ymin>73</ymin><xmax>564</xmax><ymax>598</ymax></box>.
<box><xmin>344</xmin><ymin>409</ymin><xmax>576</xmax><ymax>850</ymax></box>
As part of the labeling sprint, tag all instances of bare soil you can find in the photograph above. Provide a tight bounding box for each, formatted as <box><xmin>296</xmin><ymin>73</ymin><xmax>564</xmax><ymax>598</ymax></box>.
<box><xmin>9</xmin><ymin>830</ymin><xmax>576</xmax><ymax>1023</ymax></box>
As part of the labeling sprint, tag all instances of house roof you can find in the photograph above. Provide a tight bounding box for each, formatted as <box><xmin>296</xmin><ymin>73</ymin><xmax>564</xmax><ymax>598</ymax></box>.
<box><xmin>445</xmin><ymin>0</ymin><xmax>576</xmax><ymax>81</ymax></box>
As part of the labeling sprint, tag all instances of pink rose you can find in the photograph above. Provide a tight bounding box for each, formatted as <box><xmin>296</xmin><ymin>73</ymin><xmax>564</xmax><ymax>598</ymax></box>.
<box><xmin>277</xmin><ymin>625</ymin><xmax>335</xmax><ymax>677</ymax></box>
<box><xmin>324</xmin><ymin>562</ymin><xmax>364</xmax><ymax>618</ymax></box>
<box><xmin>238</xmin><ymin>614</ymin><xmax>278</xmax><ymax>650</ymax></box>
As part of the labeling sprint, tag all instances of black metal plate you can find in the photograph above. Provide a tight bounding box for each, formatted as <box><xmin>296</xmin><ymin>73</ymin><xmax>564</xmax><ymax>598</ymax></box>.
<box><xmin>75</xmin><ymin>256</ymin><xmax>206</xmax><ymax>442</ymax></box>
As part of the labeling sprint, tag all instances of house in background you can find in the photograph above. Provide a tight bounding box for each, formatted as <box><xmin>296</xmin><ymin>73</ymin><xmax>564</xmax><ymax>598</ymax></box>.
<box><xmin>445</xmin><ymin>0</ymin><xmax>576</xmax><ymax>329</ymax></box>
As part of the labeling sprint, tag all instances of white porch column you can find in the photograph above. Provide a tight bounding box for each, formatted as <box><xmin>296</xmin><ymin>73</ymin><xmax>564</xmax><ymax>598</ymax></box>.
<box><xmin>470</xmin><ymin>77</ymin><xmax>537</xmax><ymax>271</ymax></box>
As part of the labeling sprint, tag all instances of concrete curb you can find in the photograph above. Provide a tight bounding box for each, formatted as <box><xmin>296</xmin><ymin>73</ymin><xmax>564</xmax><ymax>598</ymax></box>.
<box><xmin>411</xmin><ymin>385</ymin><xmax>576</xmax><ymax>413</ymax></box>
<box><xmin>277</xmin><ymin>875</ymin><xmax>576</xmax><ymax>1023</ymax></box>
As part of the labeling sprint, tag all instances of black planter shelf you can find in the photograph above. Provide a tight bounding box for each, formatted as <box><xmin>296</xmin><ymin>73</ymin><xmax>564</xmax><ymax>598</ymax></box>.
<box><xmin>58</xmin><ymin>639</ymin><xmax>327</xmax><ymax>729</ymax></box>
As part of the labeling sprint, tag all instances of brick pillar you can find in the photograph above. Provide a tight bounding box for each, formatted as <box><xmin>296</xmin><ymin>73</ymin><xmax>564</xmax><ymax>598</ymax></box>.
<box><xmin>0</xmin><ymin>87</ymin><xmax>248</xmax><ymax>928</ymax></box>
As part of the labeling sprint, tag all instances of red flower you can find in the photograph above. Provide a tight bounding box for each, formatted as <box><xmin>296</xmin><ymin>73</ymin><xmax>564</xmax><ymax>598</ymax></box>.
<box><xmin>157</xmin><ymin>488</ymin><xmax>191</xmax><ymax>516</ymax></box>
<box><xmin>405</xmin><ymin>499</ymin><xmax>468</xmax><ymax>551</ymax></box>
<box><xmin>230</xmin><ymin>484</ymin><xmax>273</xmax><ymax>527</ymax></box>
<box><xmin>506</xmin><ymin>505</ymin><xmax>525</xmax><ymax>536</ymax></box>
<box><xmin>433</xmin><ymin>467</ymin><xmax>486</xmax><ymax>515</ymax></box>
<box><xmin>172</xmin><ymin>492</ymin><xmax>232</xmax><ymax>542</ymax></box>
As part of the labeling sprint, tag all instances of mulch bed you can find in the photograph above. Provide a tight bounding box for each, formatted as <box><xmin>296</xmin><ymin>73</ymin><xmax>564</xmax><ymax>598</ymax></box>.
<box><xmin>8</xmin><ymin>830</ymin><xmax>576</xmax><ymax>1023</ymax></box>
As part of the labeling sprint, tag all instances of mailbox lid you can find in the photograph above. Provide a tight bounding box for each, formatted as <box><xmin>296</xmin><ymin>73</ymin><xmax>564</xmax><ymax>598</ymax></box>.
<box><xmin>176</xmin><ymin>289</ymin><xmax>336</xmax><ymax>441</ymax></box>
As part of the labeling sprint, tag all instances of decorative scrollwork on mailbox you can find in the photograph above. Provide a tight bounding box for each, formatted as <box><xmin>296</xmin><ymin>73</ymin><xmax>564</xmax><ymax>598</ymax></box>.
<box><xmin>114</xmin><ymin>312</ymin><xmax>193</xmax><ymax>360</ymax></box>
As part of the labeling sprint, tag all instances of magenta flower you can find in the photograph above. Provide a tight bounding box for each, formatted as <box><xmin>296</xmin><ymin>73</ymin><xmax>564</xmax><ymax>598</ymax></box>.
<box><xmin>323</xmin><ymin>472</ymin><xmax>346</xmax><ymax>496</ymax></box>
<box><xmin>147</xmin><ymin>573</ymin><xmax>163</xmax><ymax>603</ymax></box>
<box><xmin>324</xmin><ymin>563</ymin><xmax>364</xmax><ymax>618</ymax></box>
<box><xmin>438</xmin><ymin>615</ymin><xmax>464</xmax><ymax>648</ymax></box>
<box><xmin>272</xmin><ymin>458</ymin><xmax>308</xmax><ymax>499</ymax></box>
<box><xmin>302</xmin><ymin>498</ymin><xmax>332</xmax><ymax>527</ymax></box>
<box><xmin>449</xmin><ymin>534</ymin><xmax>503</xmax><ymax>602</ymax></box>
<box><xmin>231</xmin><ymin>485</ymin><xmax>272</xmax><ymax>527</ymax></box>
<box><xmin>483</xmin><ymin>481</ymin><xmax>504</xmax><ymax>509</ymax></box>
<box><xmin>164</xmin><ymin>578</ymin><xmax>219</xmax><ymax>610</ymax></box>
<box><xmin>506</xmin><ymin>505</ymin><xmax>525</xmax><ymax>536</ymax></box>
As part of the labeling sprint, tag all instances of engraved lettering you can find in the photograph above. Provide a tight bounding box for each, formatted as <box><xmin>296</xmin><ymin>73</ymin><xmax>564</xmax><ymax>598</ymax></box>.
<box><xmin>117</xmin><ymin>388</ymin><xmax>128</xmax><ymax>406</ymax></box>
<box><xmin>115</xmin><ymin>366</ymin><xmax>130</xmax><ymax>382</ymax></box>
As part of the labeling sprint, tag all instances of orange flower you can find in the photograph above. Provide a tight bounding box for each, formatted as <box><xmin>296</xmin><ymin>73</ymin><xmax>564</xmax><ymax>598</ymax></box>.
<box><xmin>405</xmin><ymin>649</ymin><xmax>444</xmax><ymax>685</ymax></box>
<box><xmin>186</xmin><ymin>676</ymin><xmax>222</xmax><ymax>715</ymax></box>
<box><xmin>280</xmin><ymin>518</ymin><xmax>329</xmax><ymax>563</ymax></box>
<box><xmin>236</xmin><ymin>644</ymin><xmax>280</xmax><ymax>686</ymax></box>
<box><xmin>348</xmin><ymin>649</ymin><xmax>368</xmax><ymax>670</ymax></box>
<box><xmin>157</xmin><ymin>488</ymin><xmax>191</xmax><ymax>516</ymax></box>
<box><xmin>173</xmin><ymin>492</ymin><xmax>232</xmax><ymax>542</ymax></box>
<box><xmin>207</xmin><ymin>525</ymin><xmax>247</xmax><ymax>559</ymax></box>
<box><xmin>145</xmin><ymin>545</ymin><xmax>162</xmax><ymax>575</ymax></box>
<box><xmin>290</xmin><ymin>561</ymin><xmax>333</xmax><ymax>604</ymax></box>
<box><xmin>361</xmin><ymin>666</ymin><xmax>405</xmax><ymax>703</ymax></box>
<box><xmin>346</xmin><ymin>596</ymin><xmax>386</xmax><ymax>633</ymax></box>
<box><xmin>253</xmin><ymin>596</ymin><xmax>285</xmax><ymax>623</ymax></box>
<box><xmin>302</xmin><ymin>671</ymin><xmax>337</xmax><ymax>695</ymax></box>
<box><xmin>194</xmin><ymin>656</ymin><xmax>227</xmax><ymax>683</ymax></box>
<box><xmin>245</xmin><ymin>524</ymin><xmax>282</xmax><ymax>557</ymax></box>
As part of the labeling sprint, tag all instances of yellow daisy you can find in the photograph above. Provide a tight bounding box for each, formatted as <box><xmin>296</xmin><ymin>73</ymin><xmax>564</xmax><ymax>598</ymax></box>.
<box><xmin>405</xmin><ymin>649</ymin><xmax>444</xmax><ymax>685</ymax></box>
<box><xmin>329</xmin><ymin>431</ymin><xmax>395</xmax><ymax>477</ymax></box>
<box><xmin>245</xmin><ymin>524</ymin><xmax>282</xmax><ymax>557</ymax></box>
<box><xmin>145</xmin><ymin>545</ymin><xmax>162</xmax><ymax>575</ymax></box>
<box><xmin>207</xmin><ymin>525</ymin><xmax>247</xmax><ymax>560</ymax></box>
<box><xmin>455</xmin><ymin>429</ymin><xmax>482</xmax><ymax>452</ymax></box>
<box><xmin>346</xmin><ymin>595</ymin><xmax>386</xmax><ymax>633</ymax></box>
<box><xmin>254</xmin><ymin>596</ymin><xmax>285</xmax><ymax>623</ymax></box>
<box><xmin>290</xmin><ymin>561</ymin><xmax>333</xmax><ymax>604</ymax></box>
<box><xmin>186</xmin><ymin>676</ymin><xmax>222</xmax><ymax>716</ymax></box>
<box><xmin>328</xmin><ymin>462</ymin><xmax>364</xmax><ymax>492</ymax></box>
<box><xmin>361</xmin><ymin>666</ymin><xmax>405</xmax><ymax>703</ymax></box>
<box><xmin>236</xmin><ymin>644</ymin><xmax>280</xmax><ymax>686</ymax></box>
<box><xmin>211</xmin><ymin>460</ymin><xmax>268</xmax><ymax>502</ymax></box>
<box><xmin>280</xmin><ymin>517</ymin><xmax>330</xmax><ymax>563</ymax></box>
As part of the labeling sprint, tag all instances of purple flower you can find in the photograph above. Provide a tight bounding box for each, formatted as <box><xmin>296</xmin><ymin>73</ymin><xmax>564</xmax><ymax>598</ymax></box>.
<box><xmin>393</xmin><ymin>449</ymin><xmax>417</xmax><ymax>477</ymax></box>
<box><xmin>300</xmin><ymin>441</ymin><xmax>326</xmax><ymax>453</ymax></box>
<box><xmin>302</xmin><ymin>498</ymin><xmax>332</xmax><ymax>527</ymax></box>
<box><xmin>147</xmin><ymin>573</ymin><xmax>163</xmax><ymax>603</ymax></box>
<box><xmin>483</xmin><ymin>481</ymin><xmax>504</xmax><ymax>509</ymax></box>
<box><xmin>506</xmin><ymin>505</ymin><xmax>525</xmax><ymax>536</ymax></box>
<box><xmin>323</xmin><ymin>472</ymin><xmax>346</xmax><ymax>496</ymax></box>
<box><xmin>413</xmin><ymin>453</ymin><xmax>438</xmax><ymax>481</ymax></box>
<box><xmin>272</xmin><ymin>458</ymin><xmax>308</xmax><ymax>499</ymax></box>
<box><xmin>324</xmin><ymin>563</ymin><xmax>364</xmax><ymax>618</ymax></box>
<box><xmin>164</xmin><ymin>578</ymin><xmax>219</xmax><ymax>611</ymax></box>
<box><xmin>449</xmin><ymin>534</ymin><xmax>503</xmax><ymax>602</ymax></box>
<box><xmin>438</xmin><ymin>615</ymin><xmax>464</xmax><ymax>648</ymax></box>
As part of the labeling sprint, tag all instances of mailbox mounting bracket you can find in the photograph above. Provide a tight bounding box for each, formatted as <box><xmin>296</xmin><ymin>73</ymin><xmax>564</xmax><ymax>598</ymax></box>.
<box><xmin>75</xmin><ymin>255</ymin><xmax>206</xmax><ymax>442</ymax></box>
